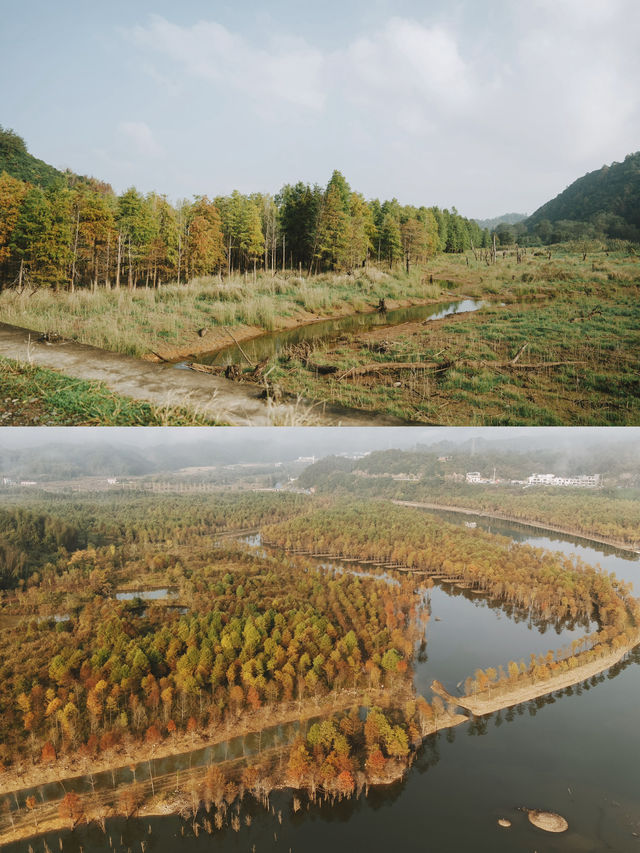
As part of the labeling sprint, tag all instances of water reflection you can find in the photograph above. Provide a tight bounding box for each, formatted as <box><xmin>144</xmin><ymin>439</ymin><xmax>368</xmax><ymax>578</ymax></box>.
<box><xmin>4</xmin><ymin>517</ymin><xmax>640</xmax><ymax>852</ymax></box>
<box><xmin>194</xmin><ymin>297</ymin><xmax>485</xmax><ymax>367</ymax></box>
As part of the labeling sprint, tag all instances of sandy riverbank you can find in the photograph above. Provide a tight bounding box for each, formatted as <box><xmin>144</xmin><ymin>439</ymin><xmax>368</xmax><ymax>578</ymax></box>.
<box><xmin>433</xmin><ymin>636</ymin><xmax>639</xmax><ymax>716</ymax></box>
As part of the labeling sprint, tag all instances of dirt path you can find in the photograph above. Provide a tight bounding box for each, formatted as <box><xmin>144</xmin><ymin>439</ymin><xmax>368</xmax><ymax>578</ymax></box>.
<box><xmin>0</xmin><ymin>322</ymin><xmax>404</xmax><ymax>426</ymax></box>
<box><xmin>391</xmin><ymin>500</ymin><xmax>640</xmax><ymax>554</ymax></box>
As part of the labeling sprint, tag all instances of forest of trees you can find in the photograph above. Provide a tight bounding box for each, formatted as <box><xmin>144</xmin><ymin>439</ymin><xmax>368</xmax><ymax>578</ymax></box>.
<box><xmin>0</xmin><ymin>492</ymin><xmax>308</xmax><ymax>590</ymax></box>
<box><xmin>0</xmin><ymin>492</ymin><xmax>426</xmax><ymax>778</ymax></box>
<box><xmin>0</xmin><ymin>127</ymin><xmax>488</xmax><ymax>291</ymax></box>
<box><xmin>263</xmin><ymin>500</ymin><xmax>640</xmax><ymax>678</ymax></box>
<box><xmin>1</xmin><ymin>489</ymin><xmax>638</xmax><ymax>843</ymax></box>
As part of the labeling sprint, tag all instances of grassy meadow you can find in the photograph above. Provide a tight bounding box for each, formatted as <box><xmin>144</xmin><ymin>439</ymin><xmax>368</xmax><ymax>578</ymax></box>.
<box><xmin>0</xmin><ymin>266</ymin><xmax>442</xmax><ymax>358</ymax></box>
<box><xmin>255</xmin><ymin>246</ymin><xmax>640</xmax><ymax>425</ymax></box>
<box><xmin>0</xmin><ymin>243</ymin><xmax>637</xmax><ymax>424</ymax></box>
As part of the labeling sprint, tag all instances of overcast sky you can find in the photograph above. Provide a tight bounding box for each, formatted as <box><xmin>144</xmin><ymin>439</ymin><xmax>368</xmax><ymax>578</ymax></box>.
<box><xmin>0</xmin><ymin>426</ymin><xmax>636</xmax><ymax>456</ymax></box>
<box><xmin>1</xmin><ymin>0</ymin><xmax>639</xmax><ymax>217</ymax></box>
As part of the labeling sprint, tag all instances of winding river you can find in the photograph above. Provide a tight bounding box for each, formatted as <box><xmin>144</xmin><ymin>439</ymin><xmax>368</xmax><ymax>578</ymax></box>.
<box><xmin>4</xmin><ymin>514</ymin><xmax>640</xmax><ymax>852</ymax></box>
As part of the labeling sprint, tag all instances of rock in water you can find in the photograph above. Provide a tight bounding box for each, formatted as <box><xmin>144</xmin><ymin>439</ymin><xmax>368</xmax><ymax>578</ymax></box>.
<box><xmin>527</xmin><ymin>809</ymin><xmax>568</xmax><ymax>832</ymax></box>
<box><xmin>497</xmin><ymin>818</ymin><xmax>511</xmax><ymax>828</ymax></box>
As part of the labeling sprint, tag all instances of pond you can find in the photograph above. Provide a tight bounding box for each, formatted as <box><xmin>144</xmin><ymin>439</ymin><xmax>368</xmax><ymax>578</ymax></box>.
<box><xmin>115</xmin><ymin>589</ymin><xmax>177</xmax><ymax>601</ymax></box>
<box><xmin>5</xmin><ymin>514</ymin><xmax>640</xmax><ymax>852</ymax></box>
<box><xmin>192</xmin><ymin>298</ymin><xmax>486</xmax><ymax>367</ymax></box>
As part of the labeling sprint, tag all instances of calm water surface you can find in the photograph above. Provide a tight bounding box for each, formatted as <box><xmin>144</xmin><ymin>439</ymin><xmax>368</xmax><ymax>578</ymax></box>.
<box><xmin>193</xmin><ymin>298</ymin><xmax>485</xmax><ymax>366</ymax></box>
<box><xmin>6</xmin><ymin>514</ymin><xmax>640</xmax><ymax>852</ymax></box>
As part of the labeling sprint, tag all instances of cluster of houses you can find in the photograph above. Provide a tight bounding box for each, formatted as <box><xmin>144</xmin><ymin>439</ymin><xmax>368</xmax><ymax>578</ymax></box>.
<box><xmin>525</xmin><ymin>473</ymin><xmax>600</xmax><ymax>488</ymax></box>
<box><xmin>465</xmin><ymin>471</ymin><xmax>601</xmax><ymax>488</ymax></box>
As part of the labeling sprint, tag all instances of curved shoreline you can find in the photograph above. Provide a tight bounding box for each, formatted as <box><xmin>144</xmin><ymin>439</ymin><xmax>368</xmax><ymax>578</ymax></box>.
<box><xmin>391</xmin><ymin>499</ymin><xmax>640</xmax><ymax>554</ymax></box>
<box><xmin>432</xmin><ymin>635</ymin><xmax>640</xmax><ymax>716</ymax></box>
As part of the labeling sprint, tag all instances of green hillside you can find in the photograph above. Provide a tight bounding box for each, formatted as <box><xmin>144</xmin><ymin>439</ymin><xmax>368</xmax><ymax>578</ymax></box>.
<box><xmin>526</xmin><ymin>152</ymin><xmax>640</xmax><ymax>242</ymax></box>
<box><xmin>0</xmin><ymin>125</ymin><xmax>67</xmax><ymax>188</ymax></box>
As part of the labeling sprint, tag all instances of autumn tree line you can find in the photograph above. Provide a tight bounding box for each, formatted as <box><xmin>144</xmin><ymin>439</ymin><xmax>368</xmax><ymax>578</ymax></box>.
<box><xmin>263</xmin><ymin>501</ymin><xmax>640</xmax><ymax>687</ymax></box>
<box><xmin>0</xmin><ymin>493</ymin><xmax>427</xmax><ymax>778</ymax></box>
<box><xmin>0</xmin><ymin>128</ymin><xmax>488</xmax><ymax>291</ymax></box>
<box><xmin>0</xmin><ymin>491</ymin><xmax>308</xmax><ymax>590</ymax></box>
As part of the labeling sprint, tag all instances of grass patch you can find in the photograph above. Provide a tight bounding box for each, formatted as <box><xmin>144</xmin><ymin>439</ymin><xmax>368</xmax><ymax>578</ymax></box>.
<box><xmin>0</xmin><ymin>358</ymin><xmax>222</xmax><ymax>425</ymax></box>
<box><xmin>255</xmin><ymin>248</ymin><xmax>640</xmax><ymax>425</ymax></box>
<box><xmin>0</xmin><ymin>267</ymin><xmax>443</xmax><ymax>359</ymax></box>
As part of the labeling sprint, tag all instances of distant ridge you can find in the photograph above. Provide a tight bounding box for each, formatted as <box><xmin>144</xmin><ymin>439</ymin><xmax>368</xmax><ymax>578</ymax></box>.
<box><xmin>474</xmin><ymin>213</ymin><xmax>527</xmax><ymax>230</ymax></box>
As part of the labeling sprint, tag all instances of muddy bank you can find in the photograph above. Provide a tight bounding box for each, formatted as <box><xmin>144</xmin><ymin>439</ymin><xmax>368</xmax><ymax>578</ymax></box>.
<box><xmin>0</xmin><ymin>322</ymin><xmax>405</xmax><ymax>426</ymax></box>
<box><xmin>144</xmin><ymin>292</ymin><xmax>461</xmax><ymax>363</ymax></box>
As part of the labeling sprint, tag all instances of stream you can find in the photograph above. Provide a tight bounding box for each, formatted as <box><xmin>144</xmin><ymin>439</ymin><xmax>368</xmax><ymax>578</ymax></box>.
<box><xmin>191</xmin><ymin>297</ymin><xmax>486</xmax><ymax>367</ymax></box>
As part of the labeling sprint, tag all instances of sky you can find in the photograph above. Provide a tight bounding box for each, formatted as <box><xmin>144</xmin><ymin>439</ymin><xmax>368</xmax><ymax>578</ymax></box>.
<box><xmin>0</xmin><ymin>426</ymin><xmax>636</xmax><ymax>456</ymax></box>
<box><xmin>1</xmin><ymin>0</ymin><xmax>639</xmax><ymax>217</ymax></box>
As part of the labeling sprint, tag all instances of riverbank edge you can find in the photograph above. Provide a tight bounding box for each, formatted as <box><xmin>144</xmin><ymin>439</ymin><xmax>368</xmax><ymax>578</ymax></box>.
<box><xmin>0</xmin><ymin>686</ymin><xmax>412</xmax><ymax>800</ymax></box>
<box><xmin>151</xmin><ymin>289</ymin><xmax>466</xmax><ymax>363</ymax></box>
<box><xmin>391</xmin><ymin>500</ymin><xmax>640</xmax><ymax>553</ymax></box>
<box><xmin>433</xmin><ymin>633</ymin><xmax>640</xmax><ymax>716</ymax></box>
<box><xmin>0</xmin><ymin>709</ymin><xmax>469</xmax><ymax>848</ymax></box>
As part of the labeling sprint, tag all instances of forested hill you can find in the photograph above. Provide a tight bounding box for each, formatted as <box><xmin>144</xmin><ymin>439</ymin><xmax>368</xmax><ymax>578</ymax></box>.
<box><xmin>0</xmin><ymin>126</ymin><xmax>69</xmax><ymax>189</ymax></box>
<box><xmin>526</xmin><ymin>152</ymin><xmax>640</xmax><ymax>241</ymax></box>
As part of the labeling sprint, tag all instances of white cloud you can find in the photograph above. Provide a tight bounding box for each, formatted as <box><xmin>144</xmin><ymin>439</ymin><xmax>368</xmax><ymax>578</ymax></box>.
<box><xmin>117</xmin><ymin>121</ymin><xmax>164</xmax><ymax>159</ymax></box>
<box><xmin>121</xmin><ymin>6</ymin><xmax>640</xmax><ymax>212</ymax></box>
<box><xmin>129</xmin><ymin>16</ymin><xmax>326</xmax><ymax>113</ymax></box>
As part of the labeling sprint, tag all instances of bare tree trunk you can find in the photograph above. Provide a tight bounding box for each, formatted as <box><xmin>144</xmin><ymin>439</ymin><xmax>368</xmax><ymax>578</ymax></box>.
<box><xmin>70</xmin><ymin>208</ymin><xmax>80</xmax><ymax>292</ymax></box>
<box><xmin>105</xmin><ymin>233</ymin><xmax>111</xmax><ymax>289</ymax></box>
<box><xmin>128</xmin><ymin>237</ymin><xmax>133</xmax><ymax>290</ymax></box>
<box><xmin>115</xmin><ymin>233</ymin><xmax>122</xmax><ymax>290</ymax></box>
<box><xmin>177</xmin><ymin>231</ymin><xmax>182</xmax><ymax>285</ymax></box>
<box><xmin>282</xmin><ymin>235</ymin><xmax>286</xmax><ymax>273</ymax></box>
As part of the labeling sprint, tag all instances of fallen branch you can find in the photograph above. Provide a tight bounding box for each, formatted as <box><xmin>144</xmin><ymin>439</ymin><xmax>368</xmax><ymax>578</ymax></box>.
<box><xmin>321</xmin><ymin>358</ymin><xmax>588</xmax><ymax>379</ymax></box>
<box><xmin>306</xmin><ymin>362</ymin><xmax>339</xmax><ymax>375</ymax></box>
<box><xmin>494</xmin><ymin>360</ymin><xmax>586</xmax><ymax>370</ymax></box>
<box><xmin>569</xmin><ymin>307</ymin><xmax>603</xmax><ymax>323</ymax></box>
<box><xmin>188</xmin><ymin>362</ymin><xmax>223</xmax><ymax>375</ymax></box>
<box><xmin>222</xmin><ymin>326</ymin><xmax>254</xmax><ymax>367</ymax></box>
<box><xmin>510</xmin><ymin>342</ymin><xmax>528</xmax><ymax>364</ymax></box>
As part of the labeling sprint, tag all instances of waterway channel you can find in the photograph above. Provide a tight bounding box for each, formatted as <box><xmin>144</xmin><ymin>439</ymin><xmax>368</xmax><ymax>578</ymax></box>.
<box><xmin>193</xmin><ymin>298</ymin><xmax>485</xmax><ymax>366</ymax></box>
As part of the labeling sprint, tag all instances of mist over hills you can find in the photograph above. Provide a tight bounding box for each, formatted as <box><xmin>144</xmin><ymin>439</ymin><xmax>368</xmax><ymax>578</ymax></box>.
<box><xmin>0</xmin><ymin>428</ymin><xmax>636</xmax><ymax>482</ymax></box>
<box><xmin>474</xmin><ymin>213</ymin><xmax>527</xmax><ymax>230</ymax></box>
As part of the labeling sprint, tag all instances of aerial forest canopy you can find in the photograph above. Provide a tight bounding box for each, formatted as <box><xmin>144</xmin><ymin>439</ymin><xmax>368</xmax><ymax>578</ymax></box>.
<box><xmin>0</xmin><ymin>127</ymin><xmax>488</xmax><ymax>291</ymax></box>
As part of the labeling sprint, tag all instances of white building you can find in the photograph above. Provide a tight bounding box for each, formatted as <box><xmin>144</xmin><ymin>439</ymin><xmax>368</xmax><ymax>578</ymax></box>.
<box><xmin>527</xmin><ymin>473</ymin><xmax>600</xmax><ymax>488</ymax></box>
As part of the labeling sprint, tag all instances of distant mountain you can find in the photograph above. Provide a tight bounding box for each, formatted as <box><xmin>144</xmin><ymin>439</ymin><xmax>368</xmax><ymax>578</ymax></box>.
<box><xmin>526</xmin><ymin>152</ymin><xmax>640</xmax><ymax>241</ymax></box>
<box><xmin>0</xmin><ymin>125</ymin><xmax>69</xmax><ymax>188</ymax></box>
<box><xmin>474</xmin><ymin>213</ymin><xmax>527</xmax><ymax>230</ymax></box>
